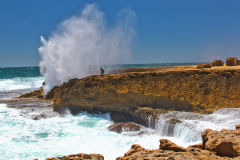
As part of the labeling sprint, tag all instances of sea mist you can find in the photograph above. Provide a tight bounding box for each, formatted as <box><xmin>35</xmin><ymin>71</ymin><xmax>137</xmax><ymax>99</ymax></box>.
<box><xmin>39</xmin><ymin>4</ymin><xmax>135</xmax><ymax>94</ymax></box>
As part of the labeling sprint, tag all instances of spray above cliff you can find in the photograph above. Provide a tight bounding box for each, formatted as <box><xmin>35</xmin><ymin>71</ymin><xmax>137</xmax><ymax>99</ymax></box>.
<box><xmin>39</xmin><ymin>4</ymin><xmax>136</xmax><ymax>94</ymax></box>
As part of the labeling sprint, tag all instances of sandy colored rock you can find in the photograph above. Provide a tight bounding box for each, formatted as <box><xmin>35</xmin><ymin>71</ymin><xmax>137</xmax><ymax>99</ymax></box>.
<box><xmin>237</xmin><ymin>59</ymin><xmax>240</xmax><ymax>65</ymax></box>
<box><xmin>226</xmin><ymin>57</ymin><xmax>237</xmax><ymax>66</ymax></box>
<box><xmin>188</xmin><ymin>143</ymin><xmax>203</xmax><ymax>149</ymax></box>
<box><xmin>159</xmin><ymin>139</ymin><xmax>186</xmax><ymax>152</ymax></box>
<box><xmin>108</xmin><ymin>122</ymin><xmax>142</xmax><ymax>133</ymax></box>
<box><xmin>212</xmin><ymin>60</ymin><xmax>224</xmax><ymax>66</ymax></box>
<box><xmin>197</xmin><ymin>64</ymin><xmax>212</xmax><ymax>68</ymax></box>
<box><xmin>20</xmin><ymin>88</ymin><xmax>44</xmax><ymax>98</ymax></box>
<box><xmin>117</xmin><ymin>144</ymin><xmax>230</xmax><ymax>160</ymax></box>
<box><xmin>202</xmin><ymin>128</ymin><xmax>240</xmax><ymax>157</ymax></box>
<box><xmin>21</xmin><ymin>65</ymin><xmax>240</xmax><ymax>125</ymax></box>
<box><xmin>45</xmin><ymin>153</ymin><xmax>104</xmax><ymax>160</ymax></box>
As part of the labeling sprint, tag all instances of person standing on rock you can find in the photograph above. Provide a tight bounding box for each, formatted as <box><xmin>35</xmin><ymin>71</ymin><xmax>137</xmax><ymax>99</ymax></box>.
<box><xmin>100</xmin><ymin>67</ymin><xmax>104</xmax><ymax>76</ymax></box>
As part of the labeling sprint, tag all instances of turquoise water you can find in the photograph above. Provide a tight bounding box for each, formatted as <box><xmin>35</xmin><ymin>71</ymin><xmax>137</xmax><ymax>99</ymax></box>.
<box><xmin>0</xmin><ymin>104</ymin><xmax>162</xmax><ymax>160</ymax></box>
<box><xmin>0</xmin><ymin>63</ymin><xmax>201</xmax><ymax>79</ymax></box>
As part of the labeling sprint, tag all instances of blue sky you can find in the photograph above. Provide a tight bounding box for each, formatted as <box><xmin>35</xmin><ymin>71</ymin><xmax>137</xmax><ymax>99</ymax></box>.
<box><xmin>0</xmin><ymin>0</ymin><xmax>240</xmax><ymax>67</ymax></box>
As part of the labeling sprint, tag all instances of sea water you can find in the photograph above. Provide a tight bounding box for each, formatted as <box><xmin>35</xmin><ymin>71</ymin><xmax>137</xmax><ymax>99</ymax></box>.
<box><xmin>0</xmin><ymin>65</ymin><xmax>239</xmax><ymax>160</ymax></box>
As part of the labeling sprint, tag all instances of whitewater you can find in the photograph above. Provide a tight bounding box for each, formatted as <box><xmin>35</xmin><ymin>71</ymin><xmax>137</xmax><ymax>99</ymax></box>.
<box><xmin>0</xmin><ymin>67</ymin><xmax>240</xmax><ymax>160</ymax></box>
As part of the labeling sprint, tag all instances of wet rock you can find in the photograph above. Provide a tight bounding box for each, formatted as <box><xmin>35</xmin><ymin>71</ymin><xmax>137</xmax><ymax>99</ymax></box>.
<box><xmin>212</xmin><ymin>60</ymin><xmax>224</xmax><ymax>66</ymax></box>
<box><xmin>33</xmin><ymin>115</ymin><xmax>42</xmax><ymax>120</ymax></box>
<box><xmin>202</xmin><ymin>128</ymin><xmax>240</xmax><ymax>157</ymax></box>
<box><xmin>226</xmin><ymin>57</ymin><xmax>237</xmax><ymax>66</ymax></box>
<box><xmin>236</xmin><ymin>124</ymin><xmax>240</xmax><ymax>131</ymax></box>
<box><xmin>118</xmin><ymin>125</ymin><xmax>240</xmax><ymax>160</ymax></box>
<box><xmin>19</xmin><ymin>88</ymin><xmax>44</xmax><ymax>98</ymax></box>
<box><xmin>108</xmin><ymin>122</ymin><xmax>143</xmax><ymax>133</ymax></box>
<box><xmin>32</xmin><ymin>114</ymin><xmax>47</xmax><ymax>120</ymax></box>
<box><xmin>197</xmin><ymin>64</ymin><xmax>212</xmax><ymax>69</ymax></box>
<box><xmin>159</xmin><ymin>139</ymin><xmax>186</xmax><ymax>152</ymax></box>
<box><xmin>45</xmin><ymin>153</ymin><xmax>104</xmax><ymax>160</ymax></box>
<box><xmin>166</xmin><ymin>118</ymin><xmax>182</xmax><ymax>124</ymax></box>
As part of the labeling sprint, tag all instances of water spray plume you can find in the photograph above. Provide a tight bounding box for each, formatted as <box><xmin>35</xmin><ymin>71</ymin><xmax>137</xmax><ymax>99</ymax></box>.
<box><xmin>39</xmin><ymin>4</ymin><xmax>135</xmax><ymax>94</ymax></box>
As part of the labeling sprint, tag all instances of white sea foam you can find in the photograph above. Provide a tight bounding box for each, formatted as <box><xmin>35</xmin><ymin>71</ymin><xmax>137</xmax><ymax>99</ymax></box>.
<box><xmin>0</xmin><ymin>77</ymin><xmax>44</xmax><ymax>91</ymax></box>
<box><xmin>1</xmin><ymin>103</ymin><xmax>239</xmax><ymax>160</ymax></box>
<box><xmin>39</xmin><ymin>4</ymin><xmax>135</xmax><ymax>94</ymax></box>
<box><xmin>0</xmin><ymin>104</ymin><xmax>159</xmax><ymax>160</ymax></box>
<box><xmin>155</xmin><ymin>108</ymin><xmax>240</xmax><ymax>144</ymax></box>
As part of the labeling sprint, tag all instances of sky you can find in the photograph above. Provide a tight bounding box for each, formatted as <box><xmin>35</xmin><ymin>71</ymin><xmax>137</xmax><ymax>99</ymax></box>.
<box><xmin>0</xmin><ymin>0</ymin><xmax>240</xmax><ymax>67</ymax></box>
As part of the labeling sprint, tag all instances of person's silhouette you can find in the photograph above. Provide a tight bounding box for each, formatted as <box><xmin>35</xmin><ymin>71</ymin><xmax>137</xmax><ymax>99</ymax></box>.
<box><xmin>100</xmin><ymin>67</ymin><xmax>104</xmax><ymax>76</ymax></box>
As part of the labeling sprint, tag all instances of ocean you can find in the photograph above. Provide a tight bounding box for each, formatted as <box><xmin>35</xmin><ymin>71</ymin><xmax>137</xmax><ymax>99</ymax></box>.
<box><xmin>0</xmin><ymin>64</ymin><xmax>240</xmax><ymax>160</ymax></box>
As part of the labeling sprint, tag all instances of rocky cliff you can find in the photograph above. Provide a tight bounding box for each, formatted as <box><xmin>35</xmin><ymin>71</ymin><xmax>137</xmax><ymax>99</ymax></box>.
<box><xmin>35</xmin><ymin>65</ymin><xmax>240</xmax><ymax>125</ymax></box>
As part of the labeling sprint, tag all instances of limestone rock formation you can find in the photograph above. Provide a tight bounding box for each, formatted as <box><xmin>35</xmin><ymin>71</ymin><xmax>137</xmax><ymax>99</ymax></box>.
<box><xmin>236</xmin><ymin>124</ymin><xmax>240</xmax><ymax>131</ymax></box>
<box><xmin>117</xmin><ymin>144</ymin><xmax>228</xmax><ymax>160</ymax></box>
<box><xmin>212</xmin><ymin>60</ymin><xmax>224</xmax><ymax>66</ymax></box>
<box><xmin>159</xmin><ymin>139</ymin><xmax>186</xmax><ymax>152</ymax></box>
<box><xmin>237</xmin><ymin>59</ymin><xmax>240</xmax><ymax>65</ymax></box>
<box><xmin>44</xmin><ymin>153</ymin><xmax>104</xmax><ymax>160</ymax></box>
<box><xmin>108</xmin><ymin>122</ymin><xmax>143</xmax><ymax>133</ymax></box>
<box><xmin>19</xmin><ymin>88</ymin><xmax>44</xmax><ymax>98</ymax></box>
<box><xmin>118</xmin><ymin>124</ymin><xmax>240</xmax><ymax>160</ymax></box>
<box><xmin>226</xmin><ymin>57</ymin><xmax>238</xmax><ymax>66</ymax></box>
<box><xmin>202</xmin><ymin>128</ymin><xmax>240</xmax><ymax>157</ymax></box>
<box><xmin>197</xmin><ymin>64</ymin><xmax>212</xmax><ymax>68</ymax></box>
<box><xmin>21</xmin><ymin>66</ymin><xmax>240</xmax><ymax>125</ymax></box>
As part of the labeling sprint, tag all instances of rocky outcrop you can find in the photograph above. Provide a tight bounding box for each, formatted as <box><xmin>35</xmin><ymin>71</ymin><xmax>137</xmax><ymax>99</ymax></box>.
<box><xmin>108</xmin><ymin>122</ymin><xmax>143</xmax><ymax>133</ymax></box>
<box><xmin>226</xmin><ymin>57</ymin><xmax>238</xmax><ymax>66</ymax></box>
<box><xmin>44</xmin><ymin>153</ymin><xmax>104</xmax><ymax>160</ymax></box>
<box><xmin>236</xmin><ymin>124</ymin><xmax>240</xmax><ymax>131</ymax></box>
<box><xmin>19</xmin><ymin>88</ymin><xmax>44</xmax><ymax>98</ymax></box>
<box><xmin>117</xmin><ymin>144</ymin><xmax>227</xmax><ymax>160</ymax></box>
<box><xmin>117</xmin><ymin>124</ymin><xmax>240</xmax><ymax>160</ymax></box>
<box><xmin>21</xmin><ymin>66</ymin><xmax>240</xmax><ymax>125</ymax></box>
<box><xmin>197</xmin><ymin>64</ymin><xmax>212</xmax><ymax>68</ymax></box>
<box><xmin>47</xmin><ymin>66</ymin><xmax>240</xmax><ymax>124</ymax></box>
<box><xmin>237</xmin><ymin>59</ymin><xmax>240</xmax><ymax>65</ymax></box>
<box><xmin>202</xmin><ymin>128</ymin><xmax>240</xmax><ymax>157</ymax></box>
<box><xmin>212</xmin><ymin>60</ymin><xmax>224</xmax><ymax>66</ymax></box>
<box><xmin>159</xmin><ymin>139</ymin><xmax>186</xmax><ymax>152</ymax></box>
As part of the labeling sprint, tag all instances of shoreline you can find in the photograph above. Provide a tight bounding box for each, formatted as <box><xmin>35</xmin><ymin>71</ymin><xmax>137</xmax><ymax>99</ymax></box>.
<box><xmin>20</xmin><ymin>65</ymin><xmax>240</xmax><ymax>126</ymax></box>
<box><xmin>2</xmin><ymin>64</ymin><xmax>240</xmax><ymax>159</ymax></box>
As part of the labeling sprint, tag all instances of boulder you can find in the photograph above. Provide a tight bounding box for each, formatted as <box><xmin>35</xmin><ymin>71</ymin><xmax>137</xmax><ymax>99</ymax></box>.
<box><xmin>197</xmin><ymin>64</ymin><xmax>212</xmax><ymax>69</ymax></box>
<box><xmin>108</xmin><ymin>122</ymin><xmax>142</xmax><ymax>133</ymax></box>
<box><xmin>159</xmin><ymin>139</ymin><xmax>186</xmax><ymax>152</ymax></box>
<box><xmin>236</xmin><ymin>124</ymin><xmax>240</xmax><ymax>131</ymax></box>
<box><xmin>226</xmin><ymin>57</ymin><xmax>237</xmax><ymax>66</ymax></box>
<box><xmin>117</xmin><ymin>143</ymin><xmax>227</xmax><ymax>160</ymax></box>
<box><xmin>212</xmin><ymin>60</ymin><xmax>224</xmax><ymax>66</ymax></box>
<box><xmin>166</xmin><ymin>118</ymin><xmax>182</xmax><ymax>124</ymax></box>
<box><xmin>202</xmin><ymin>128</ymin><xmax>240</xmax><ymax>157</ymax></box>
<box><xmin>45</xmin><ymin>153</ymin><xmax>104</xmax><ymax>160</ymax></box>
<box><xmin>237</xmin><ymin>59</ymin><xmax>240</xmax><ymax>65</ymax></box>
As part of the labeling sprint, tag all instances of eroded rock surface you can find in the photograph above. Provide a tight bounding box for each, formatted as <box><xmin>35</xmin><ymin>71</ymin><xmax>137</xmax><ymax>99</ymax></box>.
<box><xmin>159</xmin><ymin>139</ymin><xmax>186</xmax><ymax>152</ymax></box>
<box><xmin>21</xmin><ymin>66</ymin><xmax>240</xmax><ymax>125</ymax></box>
<box><xmin>44</xmin><ymin>153</ymin><xmax>104</xmax><ymax>160</ymax></box>
<box><xmin>117</xmin><ymin>124</ymin><xmax>240</xmax><ymax>160</ymax></box>
<box><xmin>108</xmin><ymin>122</ymin><xmax>143</xmax><ymax>133</ymax></box>
<box><xmin>202</xmin><ymin>128</ymin><xmax>240</xmax><ymax>157</ymax></box>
